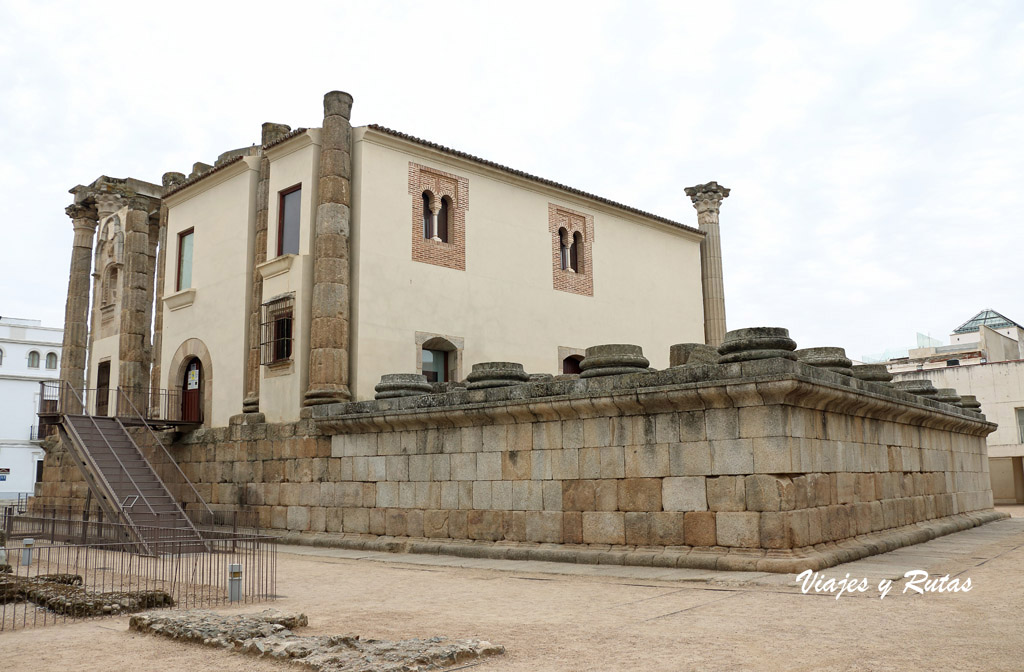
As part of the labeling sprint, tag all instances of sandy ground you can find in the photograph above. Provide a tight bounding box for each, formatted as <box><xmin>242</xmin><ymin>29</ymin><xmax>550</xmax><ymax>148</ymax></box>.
<box><xmin>4</xmin><ymin>507</ymin><xmax>1024</xmax><ymax>672</ymax></box>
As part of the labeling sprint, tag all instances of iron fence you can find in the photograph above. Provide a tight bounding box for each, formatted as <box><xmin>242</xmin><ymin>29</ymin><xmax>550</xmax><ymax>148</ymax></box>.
<box><xmin>0</xmin><ymin>508</ymin><xmax>277</xmax><ymax>631</ymax></box>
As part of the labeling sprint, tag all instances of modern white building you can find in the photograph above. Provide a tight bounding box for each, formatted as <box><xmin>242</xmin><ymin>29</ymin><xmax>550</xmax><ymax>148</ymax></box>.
<box><xmin>0</xmin><ymin>317</ymin><xmax>62</xmax><ymax>501</ymax></box>
<box><xmin>887</xmin><ymin>309</ymin><xmax>1024</xmax><ymax>504</ymax></box>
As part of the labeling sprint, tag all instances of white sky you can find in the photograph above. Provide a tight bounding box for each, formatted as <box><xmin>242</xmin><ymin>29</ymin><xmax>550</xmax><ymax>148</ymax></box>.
<box><xmin>1</xmin><ymin>0</ymin><xmax>1022</xmax><ymax>361</ymax></box>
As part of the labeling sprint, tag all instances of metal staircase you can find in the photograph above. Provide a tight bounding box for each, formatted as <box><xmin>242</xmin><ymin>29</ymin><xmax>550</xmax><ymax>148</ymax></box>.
<box><xmin>41</xmin><ymin>383</ymin><xmax>212</xmax><ymax>554</ymax></box>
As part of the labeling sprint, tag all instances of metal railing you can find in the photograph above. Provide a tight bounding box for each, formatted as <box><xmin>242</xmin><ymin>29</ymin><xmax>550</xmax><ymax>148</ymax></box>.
<box><xmin>38</xmin><ymin>381</ymin><xmax>185</xmax><ymax>424</ymax></box>
<box><xmin>114</xmin><ymin>387</ymin><xmax>214</xmax><ymax>522</ymax></box>
<box><xmin>1</xmin><ymin>508</ymin><xmax>277</xmax><ymax>631</ymax></box>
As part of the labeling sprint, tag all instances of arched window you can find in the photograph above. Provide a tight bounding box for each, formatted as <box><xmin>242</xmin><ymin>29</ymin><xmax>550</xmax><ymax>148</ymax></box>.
<box><xmin>422</xmin><ymin>191</ymin><xmax>432</xmax><ymax>239</ymax></box>
<box><xmin>45</xmin><ymin>352</ymin><xmax>58</xmax><ymax>369</ymax></box>
<box><xmin>562</xmin><ymin>355</ymin><xmax>583</xmax><ymax>375</ymax></box>
<box><xmin>571</xmin><ymin>232</ymin><xmax>583</xmax><ymax>273</ymax></box>
<box><xmin>559</xmin><ymin>228</ymin><xmax>570</xmax><ymax>270</ymax></box>
<box><xmin>437</xmin><ymin>196</ymin><xmax>451</xmax><ymax>243</ymax></box>
<box><xmin>27</xmin><ymin>351</ymin><xmax>40</xmax><ymax>368</ymax></box>
<box><xmin>421</xmin><ymin>336</ymin><xmax>458</xmax><ymax>383</ymax></box>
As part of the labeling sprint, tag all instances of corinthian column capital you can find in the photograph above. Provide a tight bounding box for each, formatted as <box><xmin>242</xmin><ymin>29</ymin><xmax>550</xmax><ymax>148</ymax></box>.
<box><xmin>65</xmin><ymin>203</ymin><xmax>98</xmax><ymax>222</ymax></box>
<box><xmin>685</xmin><ymin>181</ymin><xmax>731</xmax><ymax>216</ymax></box>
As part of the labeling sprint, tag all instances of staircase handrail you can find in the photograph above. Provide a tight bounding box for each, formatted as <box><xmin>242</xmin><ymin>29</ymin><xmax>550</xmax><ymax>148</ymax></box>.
<box><xmin>59</xmin><ymin>383</ymin><xmax>154</xmax><ymax>554</ymax></box>
<box><xmin>115</xmin><ymin>386</ymin><xmax>215</xmax><ymax>520</ymax></box>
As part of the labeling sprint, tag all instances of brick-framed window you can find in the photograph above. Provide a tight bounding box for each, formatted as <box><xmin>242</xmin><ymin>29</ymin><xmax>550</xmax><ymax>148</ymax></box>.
<box><xmin>176</xmin><ymin>228</ymin><xmax>194</xmax><ymax>291</ymax></box>
<box><xmin>261</xmin><ymin>294</ymin><xmax>294</xmax><ymax>365</ymax></box>
<box><xmin>277</xmin><ymin>184</ymin><xmax>302</xmax><ymax>256</ymax></box>
<box><xmin>408</xmin><ymin>162</ymin><xmax>469</xmax><ymax>270</ymax></box>
<box><xmin>549</xmin><ymin>204</ymin><xmax>594</xmax><ymax>296</ymax></box>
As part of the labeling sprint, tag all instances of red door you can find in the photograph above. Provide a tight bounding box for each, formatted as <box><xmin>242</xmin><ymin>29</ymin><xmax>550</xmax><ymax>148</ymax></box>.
<box><xmin>182</xmin><ymin>359</ymin><xmax>202</xmax><ymax>423</ymax></box>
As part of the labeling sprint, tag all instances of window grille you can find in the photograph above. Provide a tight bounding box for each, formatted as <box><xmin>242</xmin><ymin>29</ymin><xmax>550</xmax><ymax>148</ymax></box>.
<box><xmin>261</xmin><ymin>295</ymin><xmax>294</xmax><ymax>365</ymax></box>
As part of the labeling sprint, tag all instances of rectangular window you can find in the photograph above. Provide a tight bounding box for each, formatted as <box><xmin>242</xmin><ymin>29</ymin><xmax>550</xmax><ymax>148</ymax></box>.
<box><xmin>422</xmin><ymin>348</ymin><xmax>448</xmax><ymax>383</ymax></box>
<box><xmin>278</xmin><ymin>186</ymin><xmax>301</xmax><ymax>256</ymax></box>
<box><xmin>177</xmin><ymin>228</ymin><xmax>194</xmax><ymax>291</ymax></box>
<box><xmin>1017</xmin><ymin>408</ymin><xmax>1024</xmax><ymax>443</ymax></box>
<box><xmin>261</xmin><ymin>295</ymin><xmax>295</xmax><ymax>365</ymax></box>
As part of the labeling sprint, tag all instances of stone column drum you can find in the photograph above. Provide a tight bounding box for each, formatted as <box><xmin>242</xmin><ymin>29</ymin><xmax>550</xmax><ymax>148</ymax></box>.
<box><xmin>304</xmin><ymin>91</ymin><xmax>355</xmax><ymax>406</ymax></box>
<box><xmin>118</xmin><ymin>198</ymin><xmax>157</xmax><ymax>407</ymax></box>
<box><xmin>685</xmin><ymin>182</ymin><xmax>730</xmax><ymax>348</ymax></box>
<box><xmin>59</xmin><ymin>203</ymin><xmax>100</xmax><ymax>407</ymax></box>
<box><xmin>243</xmin><ymin>123</ymin><xmax>291</xmax><ymax>414</ymax></box>
<box><xmin>150</xmin><ymin>172</ymin><xmax>184</xmax><ymax>413</ymax></box>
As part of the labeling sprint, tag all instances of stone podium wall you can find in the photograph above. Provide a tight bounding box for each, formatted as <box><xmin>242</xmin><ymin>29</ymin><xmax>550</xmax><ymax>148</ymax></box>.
<box><xmin>36</xmin><ymin>356</ymin><xmax>1002</xmax><ymax>572</ymax></box>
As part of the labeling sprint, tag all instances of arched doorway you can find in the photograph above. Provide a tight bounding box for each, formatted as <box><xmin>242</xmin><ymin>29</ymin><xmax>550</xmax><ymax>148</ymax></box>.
<box><xmin>562</xmin><ymin>355</ymin><xmax>584</xmax><ymax>375</ymax></box>
<box><xmin>181</xmin><ymin>358</ymin><xmax>203</xmax><ymax>423</ymax></box>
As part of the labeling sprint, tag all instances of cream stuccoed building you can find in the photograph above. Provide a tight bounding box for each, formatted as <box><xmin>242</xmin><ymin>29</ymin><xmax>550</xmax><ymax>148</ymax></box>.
<box><xmin>58</xmin><ymin>90</ymin><xmax>731</xmax><ymax>428</ymax></box>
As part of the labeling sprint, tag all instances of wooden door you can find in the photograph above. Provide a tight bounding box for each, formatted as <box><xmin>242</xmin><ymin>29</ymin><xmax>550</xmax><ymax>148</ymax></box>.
<box><xmin>182</xmin><ymin>359</ymin><xmax>202</xmax><ymax>423</ymax></box>
<box><xmin>96</xmin><ymin>362</ymin><xmax>110</xmax><ymax>416</ymax></box>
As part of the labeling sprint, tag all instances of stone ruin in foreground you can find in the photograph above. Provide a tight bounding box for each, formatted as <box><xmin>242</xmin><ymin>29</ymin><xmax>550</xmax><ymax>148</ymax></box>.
<box><xmin>38</xmin><ymin>327</ymin><xmax>1005</xmax><ymax>573</ymax></box>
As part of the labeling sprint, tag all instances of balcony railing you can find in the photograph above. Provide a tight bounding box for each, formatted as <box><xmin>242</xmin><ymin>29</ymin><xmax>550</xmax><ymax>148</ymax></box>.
<box><xmin>38</xmin><ymin>382</ymin><xmax>184</xmax><ymax>423</ymax></box>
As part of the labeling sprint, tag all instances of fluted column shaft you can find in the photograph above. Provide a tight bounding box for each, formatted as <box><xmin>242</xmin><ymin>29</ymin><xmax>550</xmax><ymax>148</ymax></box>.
<box><xmin>304</xmin><ymin>91</ymin><xmax>354</xmax><ymax>406</ymax></box>
<box><xmin>117</xmin><ymin>201</ymin><xmax>154</xmax><ymax>406</ymax></box>
<box><xmin>243</xmin><ymin>123</ymin><xmax>290</xmax><ymax>413</ymax></box>
<box><xmin>685</xmin><ymin>182</ymin><xmax>730</xmax><ymax>347</ymax></box>
<box><xmin>60</xmin><ymin>205</ymin><xmax>99</xmax><ymax>407</ymax></box>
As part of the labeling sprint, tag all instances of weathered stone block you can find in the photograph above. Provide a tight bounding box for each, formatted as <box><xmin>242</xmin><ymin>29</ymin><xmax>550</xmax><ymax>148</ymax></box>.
<box><xmin>502</xmin><ymin>450</ymin><xmax>532</xmax><ymax>480</ymax></box>
<box><xmin>752</xmin><ymin>436</ymin><xmax>793</xmax><ymax>473</ymax></box>
<box><xmin>423</xmin><ymin>510</ymin><xmax>449</xmax><ymax>538</ymax></box>
<box><xmin>649</xmin><ymin>512</ymin><xmax>686</xmax><ymax>545</ymax></box>
<box><xmin>550</xmin><ymin>449</ymin><xmax>579</xmax><ymax>480</ymax></box>
<box><xmin>512</xmin><ymin>480</ymin><xmax>543</xmax><ymax>511</ymax></box>
<box><xmin>625</xmin><ymin>444</ymin><xmax>670</xmax><ymax>478</ymax></box>
<box><xmin>599</xmin><ymin>446</ymin><xmax>625</xmax><ymax>478</ymax></box>
<box><xmin>533</xmin><ymin>421</ymin><xmax>563</xmax><ymax>451</ymax></box>
<box><xmin>481</xmin><ymin>424</ymin><xmax>507</xmax><ymax>452</ymax></box>
<box><xmin>440</xmin><ymin>481</ymin><xmax>459</xmax><ymax>509</ymax></box>
<box><xmin>583</xmin><ymin>417</ymin><xmax>613</xmax><ymax>447</ymax></box>
<box><xmin>705</xmin><ymin>408</ymin><xmax>739</xmax><ymax>440</ymax></box>
<box><xmin>563</xmin><ymin>511</ymin><xmax>583</xmax><ymax>544</ymax></box>
<box><xmin>343</xmin><ymin>507</ymin><xmax>369</xmax><ymax>534</ymax></box>
<box><xmin>745</xmin><ymin>474</ymin><xmax>795</xmax><ymax>511</ymax></box>
<box><xmin>531</xmin><ymin>450</ymin><xmax>553</xmax><ymax>480</ymax></box>
<box><xmin>376</xmin><ymin>481</ymin><xmax>398</xmax><ymax>508</ymax></box>
<box><xmin>414</xmin><ymin>482</ymin><xmax>440</xmax><ymax>509</ymax></box>
<box><xmin>448</xmin><ymin>510</ymin><xmax>468</xmax><ymax>539</ymax></box>
<box><xmin>759</xmin><ymin>511</ymin><xmax>791</xmax><ymax>549</ymax></box>
<box><xmin>450</xmin><ymin>453</ymin><xmax>476</xmax><ymax>481</ymax></box>
<box><xmin>508</xmin><ymin>423</ymin><xmax>533</xmax><ymax>452</ymax></box>
<box><xmin>472</xmin><ymin>481</ymin><xmax>491</xmax><ymax>509</ymax></box>
<box><xmin>625</xmin><ymin>512</ymin><xmax>651</xmax><ymax>545</ymax></box>
<box><xmin>618</xmin><ymin>478</ymin><xmax>662</xmax><ymax>511</ymax></box>
<box><xmin>663</xmin><ymin>477</ymin><xmax>707</xmax><ymax>511</ymax></box>
<box><xmin>582</xmin><ymin>511</ymin><xmax>625</xmax><ymax>544</ymax></box>
<box><xmin>562</xmin><ymin>479</ymin><xmax>595</xmax><ymax>511</ymax></box>
<box><xmin>684</xmin><ymin>511</ymin><xmax>716</xmax><ymax>546</ymax></box>
<box><xmin>717</xmin><ymin>511</ymin><xmax>760</xmax><ymax>547</ymax></box>
<box><xmin>476</xmin><ymin>452</ymin><xmax>501</xmax><ymax>481</ymax></box>
<box><xmin>542</xmin><ymin>480</ymin><xmax>562</xmax><ymax>511</ymax></box>
<box><xmin>654</xmin><ymin>413</ymin><xmax>679</xmax><ymax>443</ymax></box>
<box><xmin>490</xmin><ymin>480</ymin><xmax>512</xmax><ymax>509</ymax></box>
<box><xmin>706</xmin><ymin>476</ymin><xmax>745</xmax><ymax>511</ymax></box>
<box><xmin>710</xmin><ymin>439</ymin><xmax>754</xmax><ymax>474</ymax></box>
<box><xmin>669</xmin><ymin>442</ymin><xmax>712</xmax><ymax>476</ymax></box>
<box><xmin>525</xmin><ymin>511</ymin><xmax>562</xmax><ymax>543</ymax></box>
<box><xmin>467</xmin><ymin>510</ymin><xmax>504</xmax><ymax>540</ymax></box>
<box><xmin>579</xmin><ymin>447</ymin><xmax>601</xmax><ymax>478</ymax></box>
<box><xmin>286</xmin><ymin>506</ymin><xmax>309</xmax><ymax>531</ymax></box>
<box><xmin>679</xmin><ymin>411</ymin><xmax>706</xmax><ymax>442</ymax></box>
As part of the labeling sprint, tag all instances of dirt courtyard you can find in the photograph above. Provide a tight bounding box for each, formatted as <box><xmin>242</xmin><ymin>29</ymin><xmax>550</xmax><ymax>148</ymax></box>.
<box><xmin>4</xmin><ymin>508</ymin><xmax>1024</xmax><ymax>671</ymax></box>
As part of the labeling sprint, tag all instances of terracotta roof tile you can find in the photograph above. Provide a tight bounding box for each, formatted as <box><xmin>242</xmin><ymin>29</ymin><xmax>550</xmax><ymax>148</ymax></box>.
<box><xmin>365</xmin><ymin>124</ymin><xmax>700</xmax><ymax>235</ymax></box>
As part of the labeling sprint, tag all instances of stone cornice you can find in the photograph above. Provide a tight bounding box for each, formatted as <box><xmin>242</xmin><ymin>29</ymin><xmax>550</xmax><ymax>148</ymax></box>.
<box><xmin>264</xmin><ymin>129</ymin><xmax>318</xmax><ymax>160</ymax></box>
<box><xmin>165</xmin><ymin>288</ymin><xmax>196</xmax><ymax>311</ymax></box>
<box><xmin>313</xmin><ymin>358</ymin><xmax>995</xmax><ymax>436</ymax></box>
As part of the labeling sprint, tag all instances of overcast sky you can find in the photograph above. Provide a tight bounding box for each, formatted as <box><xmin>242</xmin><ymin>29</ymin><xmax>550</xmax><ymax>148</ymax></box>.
<box><xmin>1</xmin><ymin>0</ymin><xmax>1021</xmax><ymax>361</ymax></box>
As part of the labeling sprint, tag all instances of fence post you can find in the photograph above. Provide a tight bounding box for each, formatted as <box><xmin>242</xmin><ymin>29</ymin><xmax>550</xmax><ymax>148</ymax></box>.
<box><xmin>3</xmin><ymin>505</ymin><xmax>12</xmax><ymax>539</ymax></box>
<box><xmin>49</xmin><ymin>507</ymin><xmax>56</xmax><ymax>543</ymax></box>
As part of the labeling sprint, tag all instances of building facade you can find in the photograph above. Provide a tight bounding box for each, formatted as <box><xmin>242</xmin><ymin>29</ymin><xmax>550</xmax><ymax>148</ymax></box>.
<box><xmin>59</xmin><ymin>91</ymin><xmax>731</xmax><ymax>429</ymax></box>
<box><xmin>888</xmin><ymin>309</ymin><xmax>1024</xmax><ymax>504</ymax></box>
<box><xmin>0</xmin><ymin>317</ymin><xmax>62</xmax><ymax>500</ymax></box>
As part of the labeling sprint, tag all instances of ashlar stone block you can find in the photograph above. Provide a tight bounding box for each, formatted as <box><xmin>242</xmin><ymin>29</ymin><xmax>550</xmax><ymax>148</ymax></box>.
<box><xmin>716</xmin><ymin>511</ymin><xmax>760</xmax><ymax>547</ymax></box>
<box><xmin>618</xmin><ymin>478</ymin><xmax>662</xmax><ymax>512</ymax></box>
<box><xmin>625</xmin><ymin>444</ymin><xmax>670</xmax><ymax>478</ymax></box>
<box><xmin>582</xmin><ymin>511</ymin><xmax>625</xmax><ymax>545</ymax></box>
<box><xmin>706</xmin><ymin>476</ymin><xmax>745</xmax><ymax>512</ymax></box>
<box><xmin>669</xmin><ymin>442</ymin><xmax>712</xmax><ymax>476</ymax></box>
<box><xmin>663</xmin><ymin>477</ymin><xmax>708</xmax><ymax>511</ymax></box>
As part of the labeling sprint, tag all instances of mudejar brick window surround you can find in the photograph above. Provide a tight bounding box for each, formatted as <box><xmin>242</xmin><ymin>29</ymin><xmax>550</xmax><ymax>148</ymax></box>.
<box><xmin>549</xmin><ymin>204</ymin><xmax>594</xmax><ymax>297</ymax></box>
<box><xmin>408</xmin><ymin>163</ymin><xmax>469</xmax><ymax>270</ymax></box>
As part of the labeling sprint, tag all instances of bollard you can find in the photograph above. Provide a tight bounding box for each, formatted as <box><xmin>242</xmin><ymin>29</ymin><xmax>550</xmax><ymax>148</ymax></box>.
<box><xmin>21</xmin><ymin>538</ymin><xmax>34</xmax><ymax>566</ymax></box>
<box><xmin>228</xmin><ymin>563</ymin><xmax>242</xmax><ymax>603</ymax></box>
